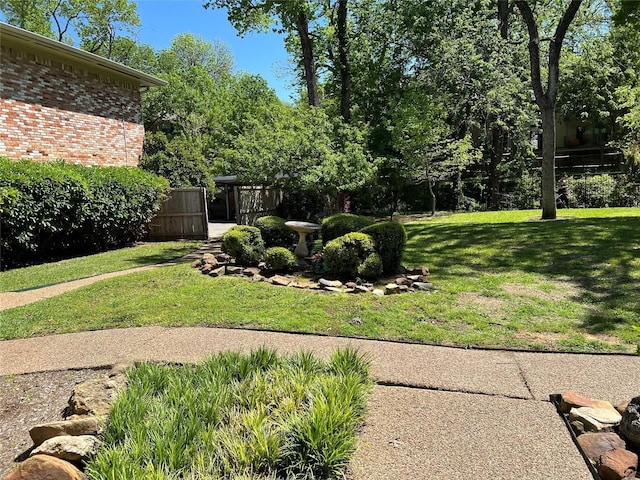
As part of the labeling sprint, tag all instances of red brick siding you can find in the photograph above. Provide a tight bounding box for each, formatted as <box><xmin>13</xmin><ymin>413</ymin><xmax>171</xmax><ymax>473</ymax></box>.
<box><xmin>0</xmin><ymin>45</ymin><xmax>144</xmax><ymax>166</ymax></box>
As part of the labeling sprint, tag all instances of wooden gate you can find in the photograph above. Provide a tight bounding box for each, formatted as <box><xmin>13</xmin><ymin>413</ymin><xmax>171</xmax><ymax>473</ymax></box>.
<box><xmin>147</xmin><ymin>188</ymin><xmax>209</xmax><ymax>240</ymax></box>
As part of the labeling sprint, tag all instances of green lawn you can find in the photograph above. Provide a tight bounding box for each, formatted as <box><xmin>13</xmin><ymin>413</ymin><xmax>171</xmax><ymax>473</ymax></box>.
<box><xmin>0</xmin><ymin>241</ymin><xmax>202</xmax><ymax>293</ymax></box>
<box><xmin>2</xmin><ymin>208</ymin><xmax>639</xmax><ymax>353</ymax></box>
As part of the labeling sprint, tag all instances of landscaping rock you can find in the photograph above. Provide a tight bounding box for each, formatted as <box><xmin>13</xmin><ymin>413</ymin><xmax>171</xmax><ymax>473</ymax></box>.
<box><xmin>384</xmin><ymin>284</ymin><xmax>401</xmax><ymax>295</ymax></box>
<box><xmin>569</xmin><ymin>408</ymin><xmax>615</xmax><ymax>433</ymax></box>
<box><xmin>620</xmin><ymin>396</ymin><xmax>640</xmax><ymax>448</ymax></box>
<box><xmin>575</xmin><ymin>406</ymin><xmax>622</xmax><ymax>425</ymax></box>
<box><xmin>319</xmin><ymin>278</ymin><xmax>343</xmax><ymax>288</ymax></box>
<box><xmin>577</xmin><ymin>432</ymin><xmax>627</xmax><ymax>462</ymax></box>
<box><xmin>395</xmin><ymin>277</ymin><xmax>412</xmax><ymax>286</ymax></box>
<box><xmin>412</xmin><ymin>282</ymin><xmax>433</xmax><ymax>292</ymax></box>
<box><xmin>29</xmin><ymin>417</ymin><xmax>101</xmax><ymax>447</ymax></box>
<box><xmin>3</xmin><ymin>455</ymin><xmax>86</xmax><ymax>480</ymax></box>
<box><xmin>353</xmin><ymin>285</ymin><xmax>370</xmax><ymax>294</ymax></box>
<box><xmin>209</xmin><ymin>266</ymin><xmax>226</xmax><ymax>277</ymax></box>
<box><xmin>372</xmin><ymin>289</ymin><xmax>385</xmax><ymax>296</ymax></box>
<box><xmin>190</xmin><ymin>260</ymin><xmax>201</xmax><ymax>268</ymax></box>
<box><xmin>404</xmin><ymin>266</ymin><xmax>429</xmax><ymax>276</ymax></box>
<box><xmin>251</xmin><ymin>274</ymin><xmax>265</xmax><ymax>282</ymax></box>
<box><xmin>616</xmin><ymin>401</ymin><xmax>630</xmax><ymax>415</ymax></box>
<box><xmin>270</xmin><ymin>275</ymin><xmax>292</xmax><ymax>286</ymax></box>
<box><xmin>216</xmin><ymin>253</ymin><xmax>232</xmax><ymax>263</ymax></box>
<box><xmin>200</xmin><ymin>263</ymin><xmax>214</xmax><ymax>274</ymax></box>
<box><xmin>202</xmin><ymin>253</ymin><xmax>218</xmax><ymax>266</ymax></box>
<box><xmin>67</xmin><ymin>375</ymin><xmax>126</xmax><ymax>418</ymax></box>
<box><xmin>325</xmin><ymin>286</ymin><xmax>344</xmax><ymax>293</ymax></box>
<box><xmin>243</xmin><ymin>267</ymin><xmax>261</xmax><ymax>277</ymax></box>
<box><xmin>598</xmin><ymin>449</ymin><xmax>638</xmax><ymax>480</ymax></box>
<box><xmin>561</xmin><ymin>390</ymin><xmax>616</xmax><ymax>413</ymax></box>
<box><xmin>31</xmin><ymin>435</ymin><xmax>101</xmax><ymax>462</ymax></box>
<box><xmin>226</xmin><ymin>266</ymin><xmax>245</xmax><ymax>275</ymax></box>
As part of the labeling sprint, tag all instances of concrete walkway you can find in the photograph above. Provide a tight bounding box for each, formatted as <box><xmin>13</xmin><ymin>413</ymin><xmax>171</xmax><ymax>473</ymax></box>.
<box><xmin>2</xmin><ymin>326</ymin><xmax>638</xmax><ymax>479</ymax></box>
<box><xmin>2</xmin><ymin>221</ymin><xmax>638</xmax><ymax>478</ymax></box>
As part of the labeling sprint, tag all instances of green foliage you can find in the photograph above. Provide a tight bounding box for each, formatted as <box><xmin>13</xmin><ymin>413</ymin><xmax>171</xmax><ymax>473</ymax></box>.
<box><xmin>360</xmin><ymin>221</ymin><xmax>407</xmax><ymax>274</ymax></box>
<box><xmin>139</xmin><ymin>132</ymin><xmax>215</xmax><ymax>192</ymax></box>
<box><xmin>263</xmin><ymin>247</ymin><xmax>298</xmax><ymax>272</ymax></box>
<box><xmin>321</xmin><ymin>213</ymin><xmax>374</xmax><ymax>246</ymax></box>
<box><xmin>356</xmin><ymin>252</ymin><xmax>383</xmax><ymax>280</ymax></box>
<box><xmin>567</xmin><ymin>175</ymin><xmax>617</xmax><ymax>208</ymax></box>
<box><xmin>323</xmin><ymin>232</ymin><xmax>375</xmax><ymax>277</ymax></box>
<box><xmin>86</xmin><ymin>348</ymin><xmax>371</xmax><ymax>480</ymax></box>
<box><xmin>222</xmin><ymin>225</ymin><xmax>265</xmax><ymax>266</ymax></box>
<box><xmin>254</xmin><ymin>216</ymin><xmax>297</xmax><ymax>248</ymax></box>
<box><xmin>0</xmin><ymin>157</ymin><xmax>169</xmax><ymax>269</ymax></box>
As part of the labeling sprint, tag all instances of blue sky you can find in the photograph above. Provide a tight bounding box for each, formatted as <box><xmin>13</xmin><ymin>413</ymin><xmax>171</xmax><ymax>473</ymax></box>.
<box><xmin>136</xmin><ymin>0</ymin><xmax>296</xmax><ymax>100</ymax></box>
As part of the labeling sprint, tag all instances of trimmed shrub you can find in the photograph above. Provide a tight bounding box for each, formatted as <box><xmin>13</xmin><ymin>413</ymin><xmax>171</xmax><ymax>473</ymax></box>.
<box><xmin>222</xmin><ymin>225</ymin><xmax>265</xmax><ymax>266</ymax></box>
<box><xmin>264</xmin><ymin>246</ymin><xmax>298</xmax><ymax>272</ymax></box>
<box><xmin>323</xmin><ymin>232</ymin><xmax>376</xmax><ymax>277</ymax></box>
<box><xmin>321</xmin><ymin>213</ymin><xmax>374</xmax><ymax>246</ymax></box>
<box><xmin>255</xmin><ymin>216</ymin><xmax>297</xmax><ymax>248</ymax></box>
<box><xmin>0</xmin><ymin>157</ymin><xmax>169</xmax><ymax>269</ymax></box>
<box><xmin>357</xmin><ymin>252</ymin><xmax>383</xmax><ymax>279</ymax></box>
<box><xmin>360</xmin><ymin>221</ymin><xmax>407</xmax><ymax>274</ymax></box>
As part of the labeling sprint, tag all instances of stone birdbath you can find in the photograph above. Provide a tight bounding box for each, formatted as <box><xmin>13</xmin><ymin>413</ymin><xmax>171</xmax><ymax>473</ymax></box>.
<box><xmin>285</xmin><ymin>221</ymin><xmax>321</xmax><ymax>260</ymax></box>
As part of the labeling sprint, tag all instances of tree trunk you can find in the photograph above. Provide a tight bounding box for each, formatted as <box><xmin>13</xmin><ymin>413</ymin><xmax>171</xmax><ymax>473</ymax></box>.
<box><xmin>337</xmin><ymin>0</ymin><xmax>351</xmax><ymax>122</ymax></box>
<box><xmin>540</xmin><ymin>102</ymin><xmax>557</xmax><ymax>219</ymax></box>
<box><xmin>296</xmin><ymin>11</ymin><xmax>320</xmax><ymax>107</ymax></box>
<box><xmin>515</xmin><ymin>0</ymin><xmax>582</xmax><ymax>220</ymax></box>
<box><xmin>488</xmin><ymin>127</ymin><xmax>504</xmax><ymax>210</ymax></box>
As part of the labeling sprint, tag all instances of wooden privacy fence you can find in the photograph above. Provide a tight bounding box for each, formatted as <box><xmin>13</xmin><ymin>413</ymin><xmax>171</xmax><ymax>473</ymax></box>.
<box><xmin>147</xmin><ymin>188</ymin><xmax>209</xmax><ymax>240</ymax></box>
<box><xmin>236</xmin><ymin>185</ymin><xmax>282</xmax><ymax>225</ymax></box>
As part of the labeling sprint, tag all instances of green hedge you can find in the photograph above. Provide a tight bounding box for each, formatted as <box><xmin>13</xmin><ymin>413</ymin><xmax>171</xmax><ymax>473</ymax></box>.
<box><xmin>264</xmin><ymin>246</ymin><xmax>298</xmax><ymax>272</ymax></box>
<box><xmin>321</xmin><ymin>213</ymin><xmax>374</xmax><ymax>246</ymax></box>
<box><xmin>360</xmin><ymin>221</ymin><xmax>407</xmax><ymax>274</ymax></box>
<box><xmin>323</xmin><ymin>232</ymin><xmax>377</xmax><ymax>278</ymax></box>
<box><xmin>221</xmin><ymin>225</ymin><xmax>265</xmax><ymax>266</ymax></box>
<box><xmin>254</xmin><ymin>215</ymin><xmax>297</xmax><ymax>248</ymax></box>
<box><xmin>0</xmin><ymin>158</ymin><xmax>170</xmax><ymax>269</ymax></box>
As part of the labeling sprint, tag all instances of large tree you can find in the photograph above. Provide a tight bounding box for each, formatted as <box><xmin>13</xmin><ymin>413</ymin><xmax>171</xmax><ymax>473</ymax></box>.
<box><xmin>205</xmin><ymin>0</ymin><xmax>321</xmax><ymax>106</ymax></box>
<box><xmin>0</xmin><ymin>0</ymin><xmax>139</xmax><ymax>59</ymax></box>
<box><xmin>514</xmin><ymin>0</ymin><xmax>582</xmax><ymax>219</ymax></box>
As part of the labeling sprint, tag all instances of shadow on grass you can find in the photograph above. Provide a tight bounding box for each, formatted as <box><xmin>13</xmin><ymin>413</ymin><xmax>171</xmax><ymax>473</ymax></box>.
<box><xmin>404</xmin><ymin>216</ymin><xmax>640</xmax><ymax>334</ymax></box>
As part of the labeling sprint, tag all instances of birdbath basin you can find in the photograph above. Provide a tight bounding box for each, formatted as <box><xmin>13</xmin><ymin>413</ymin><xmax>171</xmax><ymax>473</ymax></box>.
<box><xmin>285</xmin><ymin>221</ymin><xmax>321</xmax><ymax>259</ymax></box>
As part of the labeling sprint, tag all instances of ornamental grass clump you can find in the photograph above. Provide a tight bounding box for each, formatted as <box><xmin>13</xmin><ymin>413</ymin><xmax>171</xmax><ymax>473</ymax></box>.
<box><xmin>321</xmin><ymin>213</ymin><xmax>374</xmax><ymax>246</ymax></box>
<box><xmin>222</xmin><ymin>225</ymin><xmax>265</xmax><ymax>266</ymax></box>
<box><xmin>85</xmin><ymin>347</ymin><xmax>371</xmax><ymax>480</ymax></box>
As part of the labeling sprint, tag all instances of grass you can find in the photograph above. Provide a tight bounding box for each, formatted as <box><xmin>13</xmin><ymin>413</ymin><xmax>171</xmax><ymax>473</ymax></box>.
<box><xmin>2</xmin><ymin>208</ymin><xmax>639</xmax><ymax>353</ymax></box>
<box><xmin>0</xmin><ymin>241</ymin><xmax>202</xmax><ymax>293</ymax></box>
<box><xmin>85</xmin><ymin>348</ymin><xmax>371</xmax><ymax>480</ymax></box>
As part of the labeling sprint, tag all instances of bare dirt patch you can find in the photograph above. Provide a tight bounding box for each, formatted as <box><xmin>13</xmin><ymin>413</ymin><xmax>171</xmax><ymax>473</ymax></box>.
<box><xmin>501</xmin><ymin>281</ymin><xmax>581</xmax><ymax>303</ymax></box>
<box><xmin>456</xmin><ymin>292</ymin><xmax>508</xmax><ymax>317</ymax></box>
<box><xmin>0</xmin><ymin>368</ymin><xmax>108</xmax><ymax>477</ymax></box>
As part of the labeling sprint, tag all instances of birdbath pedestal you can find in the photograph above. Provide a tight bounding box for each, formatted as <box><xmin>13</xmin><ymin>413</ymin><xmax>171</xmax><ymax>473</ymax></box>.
<box><xmin>285</xmin><ymin>221</ymin><xmax>321</xmax><ymax>259</ymax></box>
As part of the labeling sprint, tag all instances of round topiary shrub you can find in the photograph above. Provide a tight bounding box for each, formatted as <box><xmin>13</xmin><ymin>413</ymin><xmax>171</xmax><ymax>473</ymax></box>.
<box><xmin>357</xmin><ymin>252</ymin><xmax>383</xmax><ymax>280</ymax></box>
<box><xmin>323</xmin><ymin>232</ymin><xmax>376</xmax><ymax>277</ymax></box>
<box><xmin>360</xmin><ymin>221</ymin><xmax>407</xmax><ymax>274</ymax></box>
<box><xmin>321</xmin><ymin>213</ymin><xmax>374</xmax><ymax>246</ymax></box>
<box><xmin>255</xmin><ymin>216</ymin><xmax>297</xmax><ymax>248</ymax></box>
<box><xmin>222</xmin><ymin>225</ymin><xmax>265</xmax><ymax>266</ymax></box>
<box><xmin>264</xmin><ymin>246</ymin><xmax>298</xmax><ymax>272</ymax></box>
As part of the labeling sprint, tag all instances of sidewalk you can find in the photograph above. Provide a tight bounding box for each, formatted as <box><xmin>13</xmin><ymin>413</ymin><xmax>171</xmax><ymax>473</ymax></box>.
<box><xmin>2</xmin><ymin>325</ymin><xmax>638</xmax><ymax>479</ymax></box>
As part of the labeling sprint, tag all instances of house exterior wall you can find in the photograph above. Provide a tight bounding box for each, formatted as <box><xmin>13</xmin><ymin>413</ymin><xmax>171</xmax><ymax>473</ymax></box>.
<box><xmin>0</xmin><ymin>44</ymin><xmax>144</xmax><ymax>167</ymax></box>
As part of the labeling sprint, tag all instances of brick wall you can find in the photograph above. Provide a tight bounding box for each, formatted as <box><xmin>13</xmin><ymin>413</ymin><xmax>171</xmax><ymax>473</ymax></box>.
<box><xmin>0</xmin><ymin>45</ymin><xmax>144</xmax><ymax>167</ymax></box>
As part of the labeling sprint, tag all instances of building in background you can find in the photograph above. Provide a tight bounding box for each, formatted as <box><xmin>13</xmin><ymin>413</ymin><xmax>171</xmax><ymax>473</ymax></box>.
<box><xmin>0</xmin><ymin>21</ymin><xmax>166</xmax><ymax>167</ymax></box>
